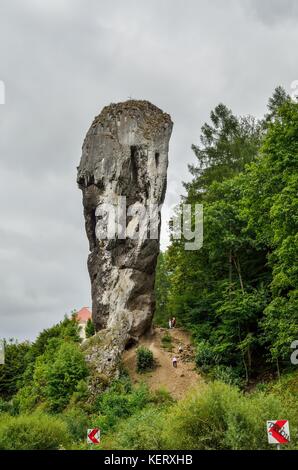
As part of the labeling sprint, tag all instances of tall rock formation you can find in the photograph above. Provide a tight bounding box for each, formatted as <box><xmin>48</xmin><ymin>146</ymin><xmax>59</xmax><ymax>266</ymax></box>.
<box><xmin>77</xmin><ymin>100</ymin><xmax>172</xmax><ymax>380</ymax></box>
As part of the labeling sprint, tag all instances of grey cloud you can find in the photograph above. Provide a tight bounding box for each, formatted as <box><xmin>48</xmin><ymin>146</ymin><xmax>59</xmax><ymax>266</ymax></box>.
<box><xmin>247</xmin><ymin>0</ymin><xmax>298</xmax><ymax>25</ymax></box>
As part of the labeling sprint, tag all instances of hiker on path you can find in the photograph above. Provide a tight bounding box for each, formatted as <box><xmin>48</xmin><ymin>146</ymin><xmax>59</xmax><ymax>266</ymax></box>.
<box><xmin>172</xmin><ymin>317</ymin><xmax>176</xmax><ymax>328</ymax></box>
<box><xmin>172</xmin><ymin>356</ymin><xmax>177</xmax><ymax>368</ymax></box>
<box><xmin>168</xmin><ymin>318</ymin><xmax>172</xmax><ymax>329</ymax></box>
<box><xmin>178</xmin><ymin>344</ymin><xmax>183</xmax><ymax>353</ymax></box>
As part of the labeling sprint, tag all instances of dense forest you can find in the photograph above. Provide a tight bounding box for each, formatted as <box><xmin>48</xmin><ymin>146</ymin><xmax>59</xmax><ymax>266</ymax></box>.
<box><xmin>155</xmin><ymin>86</ymin><xmax>298</xmax><ymax>384</ymax></box>
<box><xmin>0</xmin><ymin>88</ymin><xmax>297</xmax><ymax>450</ymax></box>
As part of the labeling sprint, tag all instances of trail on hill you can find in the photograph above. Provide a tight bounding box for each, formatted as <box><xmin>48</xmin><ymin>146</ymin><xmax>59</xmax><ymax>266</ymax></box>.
<box><xmin>123</xmin><ymin>327</ymin><xmax>203</xmax><ymax>399</ymax></box>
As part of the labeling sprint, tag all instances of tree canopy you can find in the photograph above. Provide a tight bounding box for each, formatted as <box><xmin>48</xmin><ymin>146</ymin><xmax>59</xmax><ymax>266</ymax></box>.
<box><xmin>155</xmin><ymin>88</ymin><xmax>298</xmax><ymax>382</ymax></box>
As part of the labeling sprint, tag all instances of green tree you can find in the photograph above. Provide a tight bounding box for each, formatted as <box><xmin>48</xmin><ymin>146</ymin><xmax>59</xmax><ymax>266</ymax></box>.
<box><xmin>0</xmin><ymin>413</ymin><xmax>71</xmax><ymax>450</ymax></box>
<box><xmin>85</xmin><ymin>318</ymin><xmax>95</xmax><ymax>338</ymax></box>
<box><xmin>38</xmin><ymin>340</ymin><xmax>89</xmax><ymax>412</ymax></box>
<box><xmin>186</xmin><ymin>103</ymin><xmax>261</xmax><ymax>201</ymax></box>
<box><xmin>243</xmin><ymin>98</ymin><xmax>298</xmax><ymax>371</ymax></box>
<box><xmin>0</xmin><ymin>340</ymin><xmax>31</xmax><ymax>400</ymax></box>
<box><xmin>22</xmin><ymin>315</ymin><xmax>81</xmax><ymax>387</ymax></box>
<box><xmin>158</xmin><ymin>88</ymin><xmax>297</xmax><ymax>380</ymax></box>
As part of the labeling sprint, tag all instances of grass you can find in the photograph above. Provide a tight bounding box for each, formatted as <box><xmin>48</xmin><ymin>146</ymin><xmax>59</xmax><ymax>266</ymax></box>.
<box><xmin>161</xmin><ymin>333</ymin><xmax>173</xmax><ymax>351</ymax></box>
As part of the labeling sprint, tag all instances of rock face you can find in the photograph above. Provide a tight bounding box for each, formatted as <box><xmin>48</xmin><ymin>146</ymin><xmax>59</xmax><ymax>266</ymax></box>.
<box><xmin>77</xmin><ymin>100</ymin><xmax>172</xmax><ymax>378</ymax></box>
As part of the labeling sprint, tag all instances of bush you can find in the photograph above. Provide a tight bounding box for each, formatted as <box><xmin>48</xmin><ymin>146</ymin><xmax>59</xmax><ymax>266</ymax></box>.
<box><xmin>151</xmin><ymin>388</ymin><xmax>174</xmax><ymax>406</ymax></box>
<box><xmin>108</xmin><ymin>374</ymin><xmax>132</xmax><ymax>394</ymax></box>
<box><xmin>62</xmin><ymin>407</ymin><xmax>89</xmax><ymax>442</ymax></box>
<box><xmin>129</xmin><ymin>383</ymin><xmax>151</xmax><ymax>409</ymax></box>
<box><xmin>109</xmin><ymin>406</ymin><xmax>166</xmax><ymax>450</ymax></box>
<box><xmin>100</xmin><ymin>392</ymin><xmax>132</xmax><ymax>421</ymax></box>
<box><xmin>0</xmin><ymin>413</ymin><xmax>71</xmax><ymax>450</ymax></box>
<box><xmin>0</xmin><ymin>398</ymin><xmax>16</xmax><ymax>415</ymax></box>
<box><xmin>0</xmin><ymin>399</ymin><xmax>8</xmax><ymax>413</ymax></box>
<box><xmin>136</xmin><ymin>347</ymin><xmax>154</xmax><ymax>373</ymax></box>
<box><xmin>209</xmin><ymin>365</ymin><xmax>244</xmax><ymax>388</ymax></box>
<box><xmin>71</xmin><ymin>376</ymin><xmax>298</xmax><ymax>451</ymax></box>
<box><xmin>94</xmin><ymin>382</ymin><xmax>151</xmax><ymax>431</ymax></box>
<box><xmin>85</xmin><ymin>319</ymin><xmax>95</xmax><ymax>338</ymax></box>
<box><xmin>0</xmin><ymin>340</ymin><xmax>31</xmax><ymax>399</ymax></box>
<box><xmin>13</xmin><ymin>384</ymin><xmax>39</xmax><ymax>414</ymax></box>
<box><xmin>161</xmin><ymin>333</ymin><xmax>173</xmax><ymax>351</ymax></box>
<box><xmin>163</xmin><ymin>381</ymin><xmax>298</xmax><ymax>450</ymax></box>
<box><xmin>195</xmin><ymin>341</ymin><xmax>218</xmax><ymax>372</ymax></box>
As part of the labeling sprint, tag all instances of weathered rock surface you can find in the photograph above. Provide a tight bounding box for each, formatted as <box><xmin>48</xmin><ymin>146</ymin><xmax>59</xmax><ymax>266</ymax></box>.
<box><xmin>77</xmin><ymin>100</ymin><xmax>172</xmax><ymax>379</ymax></box>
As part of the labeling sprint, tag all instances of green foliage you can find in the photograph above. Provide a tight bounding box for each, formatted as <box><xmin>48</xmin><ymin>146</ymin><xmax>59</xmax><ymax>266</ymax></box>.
<box><xmin>109</xmin><ymin>407</ymin><xmax>166</xmax><ymax>450</ymax></box>
<box><xmin>243</xmin><ymin>98</ymin><xmax>298</xmax><ymax>367</ymax></box>
<box><xmin>154</xmin><ymin>252</ymin><xmax>171</xmax><ymax>326</ymax></box>
<box><xmin>13</xmin><ymin>384</ymin><xmax>39</xmax><ymax>414</ymax></box>
<box><xmin>26</xmin><ymin>315</ymin><xmax>80</xmax><ymax>361</ymax></box>
<box><xmin>208</xmin><ymin>365</ymin><xmax>244</xmax><ymax>388</ymax></box>
<box><xmin>186</xmin><ymin>103</ymin><xmax>261</xmax><ymax>198</ymax></box>
<box><xmin>0</xmin><ymin>413</ymin><xmax>71</xmax><ymax>450</ymax></box>
<box><xmin>69</xmin><ymin>379</ymin><xmax>90</xmax><ymax>405</ymax></box>
<box><xmin>0</xmin><ymin>340</ymin><xmax>31</xmax><ymax>399</ymax></box>
<box><xmin>1</xmin><ymin>89</ymin><xmax>297</xmax><ymax>451</ymax></box>
<box><xmin>0</xmin><ymin>397</ymin><xmax>18</xmax><ymax>415</ymax></box>
<box><xmin>1</xmin><ymin>314</ymin><xmax>89</xmax><ymax>414</ymax></box>
<box><xmin>161</xmin><ymin>332</ymin><xmax>173</xmax><ymax>351</ymax></box>
<box><xmin>7</xmin><ymin>366</ymin><xmax>295</xmax><ymax>451</ymax></box>
<box><xmin>264</xmin><ymin>85</ymin><xmax>291</xmax><ymax>125</ymax></box>
<box><xmin>61</xmin><ymin>407</ymin><xmax>90</xmax><ymax>442</ymax></box>
<box><xmin>150</xmin><ymin>387</ymin><xmax>174</xmax><ymax>406</ymax></box>
<box><xmin>155</xmin><ymin>88</ymin><xmax>298</xmax><ymax>380</ymax></box>
<box><xmin>93</xmin><ymin>377</ymin><xmax>152</xmax><ymax>433</ymax></box>
<box><xmin>36</xmin><ymin>341</ymin><xmax>89</xmax><ymax>412</ymax></box>
<box><xmin>195</xmin><ymin>341</ymin><xmax>219</xmax><ymax>372</ymax></box>
<box><xmin>265</xmin><ymin>370</ymin><xmax>298</xmax><ymax>397</ymax></box>
<box><xmin>164</xmin><ymin>381</ymin><xmax>297</xmax><ymax>450</ymax></box>
<box><xmin>14</xmin><ymin>339</ymin><xmax>89</xmax><ymax>413</ymax></box>
<box><xmin>136</xmin><ymin>347</ymin><xmax>155</xmax><ymax>373</ymax></box>
<box><xmin>21</xmin><ymin>315</ymin><xmax>81</xmax><ymax>389</ymax></box>
<box><xmin>85</xmin><ymin>318</ymin><xmax>95</xmax><ymax>338</ymax></box>
<box><xmin>103</xmin><ymin>380</ymin><xmax>298</xmax><ymax>450</ymax></box>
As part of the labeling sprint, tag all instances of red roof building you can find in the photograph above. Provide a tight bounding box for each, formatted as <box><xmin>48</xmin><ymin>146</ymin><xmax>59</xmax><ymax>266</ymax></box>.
<box><xmin>75</xmin><ymin>307</ymin><xmax>92</xmax><ymax>340</ymax></box>
<box><xmin>75</xmin><ymin>307</ymin><xmax>91</xmax><ymax>324</ymax></box>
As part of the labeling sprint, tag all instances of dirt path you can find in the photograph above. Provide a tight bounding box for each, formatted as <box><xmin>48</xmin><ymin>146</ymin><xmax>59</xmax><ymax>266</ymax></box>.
<box><xmin>123</xmin><ymin>327</ymin><xmax>203</xmax><ymax>399</ymax></box>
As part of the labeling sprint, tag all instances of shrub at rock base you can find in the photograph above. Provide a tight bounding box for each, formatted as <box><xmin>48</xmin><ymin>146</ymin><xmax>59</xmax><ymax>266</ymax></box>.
<box><xmin>136</xmin><ymin>347</ymin><xmax>154</xmax><ymax>373</ymax></box>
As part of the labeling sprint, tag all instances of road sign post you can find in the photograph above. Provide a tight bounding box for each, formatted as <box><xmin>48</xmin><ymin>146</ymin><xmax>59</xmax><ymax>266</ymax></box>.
<box><xmin>267</xmin><ymin>420</ymin><xmax>290</xmax><ymax>450</ymax></box>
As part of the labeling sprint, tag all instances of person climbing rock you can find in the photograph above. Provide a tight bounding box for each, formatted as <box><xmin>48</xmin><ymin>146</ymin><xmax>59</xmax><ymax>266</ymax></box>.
<box><xmin>172</xmin><ymin>356</ymin><xmax>177</xmax><ymax>368</ymax></box>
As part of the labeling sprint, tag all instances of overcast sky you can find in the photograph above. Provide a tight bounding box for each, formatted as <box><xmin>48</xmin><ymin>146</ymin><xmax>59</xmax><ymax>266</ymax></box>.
<box><xmin>0</xmin><ymin>0</ymin><xmax>297</xmax><ymax>341</ymax></box>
